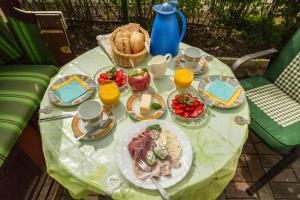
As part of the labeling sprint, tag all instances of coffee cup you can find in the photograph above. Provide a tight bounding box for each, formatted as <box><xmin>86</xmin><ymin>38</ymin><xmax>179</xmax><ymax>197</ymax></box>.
<box><xmin>78</xmin><ymin>100</ymin><xmax>103</xmax><ymax>133</ymax></box>
<box><xmin>183</xmin><ymin>47</ymin><xmax>202</xmax><ymax>69</ymax></box>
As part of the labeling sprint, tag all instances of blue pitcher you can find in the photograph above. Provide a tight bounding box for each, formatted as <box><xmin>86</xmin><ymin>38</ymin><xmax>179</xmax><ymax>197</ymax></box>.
<box><xmin>150</xmin><ymin>1</ymin><xmax>186</xmax><ymax>56</ymax></box>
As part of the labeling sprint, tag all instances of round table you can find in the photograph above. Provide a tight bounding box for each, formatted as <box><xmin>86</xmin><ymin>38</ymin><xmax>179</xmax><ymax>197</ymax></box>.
<box><xmin>39</xmin><ymin>43</ymin><xmax>249</xmax><ymax>200</ymax></box>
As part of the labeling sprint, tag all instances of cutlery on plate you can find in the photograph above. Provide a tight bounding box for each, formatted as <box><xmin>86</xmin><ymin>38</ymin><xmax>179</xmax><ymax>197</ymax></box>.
<box><xmin>39</xmin><ymin>113</ymin><xmax>76</xmax><ymax>122</ymax></box>
<box><xmin>137</xmin><ymin>160</ymin><xmax>170</xmax><ymax>200</ymax></box>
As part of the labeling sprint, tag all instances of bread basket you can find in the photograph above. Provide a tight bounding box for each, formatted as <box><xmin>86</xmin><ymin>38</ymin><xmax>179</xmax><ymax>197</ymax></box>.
<box><xmin>110</xmin><ymin>25</ymin><xmax>150</xmax><ymax>67</ymax></box>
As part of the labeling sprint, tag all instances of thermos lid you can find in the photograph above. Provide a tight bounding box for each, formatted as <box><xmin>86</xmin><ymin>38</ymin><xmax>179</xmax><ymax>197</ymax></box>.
<box><xmin>154</xmin><ymin>1</ymin><xmax>178</xmax><ymax>15</ymax></box>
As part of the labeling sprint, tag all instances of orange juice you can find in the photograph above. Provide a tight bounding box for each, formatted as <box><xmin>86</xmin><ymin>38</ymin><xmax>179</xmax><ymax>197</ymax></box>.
<box><xmin>98</xmin><ymin>82</ymin><xmax>120</xmax><ymax>107</ymax></box>
<box><xmin>174</xmin><ymin>69</ymin><xmax>194</xmax><ymax>89</ymax></box>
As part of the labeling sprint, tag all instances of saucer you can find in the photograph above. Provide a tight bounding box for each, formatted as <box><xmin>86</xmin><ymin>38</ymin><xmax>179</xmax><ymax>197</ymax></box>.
<box><xmin>127</xmin><ymin>91</ymin><xmax>166</xmax><ymax>121</ymax></box>
<box><xmin>175</xmin><ymin>55</ymin><xmax>208</xmax><ymax>75</ymax></box>
<box><xmin>72</xmin><ymin>106</ymin><xmax>115</xmax><ymax>140</ymax></box>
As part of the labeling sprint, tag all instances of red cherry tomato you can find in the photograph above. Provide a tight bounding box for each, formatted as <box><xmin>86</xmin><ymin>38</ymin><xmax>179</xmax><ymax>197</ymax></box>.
<box><xmin>115</xmin><ymin>72</ymin><xmax>122</xmax><ymax>82</ymax></box>
<box><xmin>172</xmin><ymin>103</ymin><xmax>181</xmax><ymax>109</ymax></box>
<box><xmin>183</xmin><ymin>112</ymin><xmax>190</xmax><ymax>118</ymax></box>
<box><xmin>100</xmin><ymin>73</ymin><xmax>108</xmax><ymax>79</ymax></box>
<box><xmin>175</xmin><ymin>109</ymin><xmax>184</xmax><ymax>115</ymax></box>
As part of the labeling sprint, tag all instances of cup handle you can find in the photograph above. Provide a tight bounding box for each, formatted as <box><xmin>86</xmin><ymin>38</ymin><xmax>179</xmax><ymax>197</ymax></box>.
<box><xmin>164</xmin><ymin>53</ymin><xmax>172</xmax><ymax>64</ymax></box>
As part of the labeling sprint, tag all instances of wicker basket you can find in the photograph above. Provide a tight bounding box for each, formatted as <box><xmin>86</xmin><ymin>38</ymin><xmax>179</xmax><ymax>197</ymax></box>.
<box><xmin>110</xmin><ymin>25</ymin><xmax>150</xmax><ymax>68</ymax></box>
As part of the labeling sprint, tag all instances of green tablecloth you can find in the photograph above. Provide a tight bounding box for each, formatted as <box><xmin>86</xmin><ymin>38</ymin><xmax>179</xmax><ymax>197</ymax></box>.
<box><xmin>39</xmin><ymin>43</ymin><xmax>249</xmax><ymax>200</ymax></box>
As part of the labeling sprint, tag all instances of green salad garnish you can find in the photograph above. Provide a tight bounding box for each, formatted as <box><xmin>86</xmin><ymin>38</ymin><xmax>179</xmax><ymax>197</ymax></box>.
<box><xmin>151</xmin><ymin>102</ymin><xmax>162</xmax><ymax>110</ymax></box>
<box><xmin>146</xmin><ymin>124</ymin><xmax>162</xmax><ymax>132</ymax></box>
<box><xmin>128</xmin><ymin>68</ymin><xmax>148</xmax><ymax>77</ymax></box>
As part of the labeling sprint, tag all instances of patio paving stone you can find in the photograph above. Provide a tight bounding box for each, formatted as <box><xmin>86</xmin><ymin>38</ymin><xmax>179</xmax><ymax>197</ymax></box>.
<box><xmin>225</xmin><ymin>182</ymin><xmax>257</xmax><ymax>199</ymax></box>
<box><xmin>270</xmin><ymin>182</ymin><xmax>300</xmax><ymax>199</ymax></box>
<box><xmin>245</xmin><ymin>154</ymin><xmax>265</xmax><ymax>181</ymax></box>
<box><xmin>264</xmin><ymin>168</ymin><xmax>298</xmax><ymax>182</ymax></box>
<box><xmin>257</xmin><ymin>183</ymin><xmax>274</xmax><ymax>200</ymax></box>
<box><xmin>254</xmin><ymin>142</ymin><xmax>278</xmax><ymax>155</ymax></box>
<box><xmin>291</xmin><ymin>158</ymin><xmax>300</xmax><ymax>181</ymax></box>
<box><xmin>238</xmin><ymin>154</ymin><xmax>248</xmax><ymax>167</ymax></box>
<box><xmin>259</xmin><ymin>155</ymin><xmax>284</xmax><ymax>168</ymax></box>
<box><xmin>243</xmin><ymin>140</ymin><xmax>257</xmax><ymax>154</ymax></box>
<box><xmin>233</xmin><ymin>167</ymin><xmax>253</xmax><ymax>182</ymax></box>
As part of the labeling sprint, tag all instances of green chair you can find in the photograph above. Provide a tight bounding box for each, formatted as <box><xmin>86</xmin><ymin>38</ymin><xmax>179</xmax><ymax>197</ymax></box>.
<box><xmin>231</xmin><ymin>27</ymin><xmax>300</xmax><ymax>195</ymax></box>
<box><xmin>0</xmin><ymin>1</ymin><xmax>74</xmax><ymax>169</ymax></box>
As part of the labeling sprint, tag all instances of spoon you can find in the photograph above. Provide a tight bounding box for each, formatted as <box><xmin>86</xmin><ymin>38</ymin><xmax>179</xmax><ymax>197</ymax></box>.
<box><xmin>75</xmin><ymin>117</ymin><xmax>112</xmax><ymax>140</ymax></box>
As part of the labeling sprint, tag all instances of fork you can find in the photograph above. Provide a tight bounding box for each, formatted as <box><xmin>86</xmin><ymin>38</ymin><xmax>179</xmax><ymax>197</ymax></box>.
<box><xmin>137</xmin><ymin>160</ymin><xmax>170</xmax><ymax>200</ymax></box>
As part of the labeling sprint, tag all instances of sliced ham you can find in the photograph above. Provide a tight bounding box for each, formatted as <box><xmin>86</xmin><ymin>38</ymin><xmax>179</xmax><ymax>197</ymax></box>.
<box><xmin>158</xmin><ymin>159</ymin><xmax>171</xmax><ymax>176</ymax></box>
<box><xmin>128</xmin><ymin>130</ymin><xmax>154</xmax><ymax>161</ymax></box>
<box><xmin>170</xmin><ymin>158</ymin><xmax>182</xmax><ymax>169</ymax></box>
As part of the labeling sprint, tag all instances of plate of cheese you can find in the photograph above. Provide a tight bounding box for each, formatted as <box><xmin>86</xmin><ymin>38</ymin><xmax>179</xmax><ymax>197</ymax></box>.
<box><xmin>126</xmin><ymin>91</ymin><xmax>166</xmax><ymax>120</ymax></box>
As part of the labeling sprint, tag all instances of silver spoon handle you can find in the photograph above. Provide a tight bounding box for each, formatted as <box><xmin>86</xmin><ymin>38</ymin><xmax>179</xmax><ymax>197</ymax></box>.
<box><xmin>39</xmin><ymin>113</ymin><xmax>75</xmax><ymax>122</ymax></box>
<box><xmin>151</xmin><ymin>177</ymin><xmax>170</xmax><ymax>200</ymax></box>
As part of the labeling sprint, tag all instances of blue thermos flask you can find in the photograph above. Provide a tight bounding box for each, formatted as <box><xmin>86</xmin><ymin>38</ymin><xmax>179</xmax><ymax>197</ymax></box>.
<box><xmin>150</xmin><ymin>1</ymin><xmax>187</xmax><ymax>57</ymax></box>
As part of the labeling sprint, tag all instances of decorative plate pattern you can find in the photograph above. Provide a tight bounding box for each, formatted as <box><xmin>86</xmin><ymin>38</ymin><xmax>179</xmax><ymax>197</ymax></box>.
<box><xmin>93</xmin><ymin>66</ymin><xmax>128</xmax><ymax>91</ymax></box>
<box><xmin>115</xmin><ymin>119</ymin><xmax>193</xmax><ymax>189</ymax></box>
<box><xmin>198</xmin><ymin>75</ymin><xmax>246</xmax><ymax>109</ymax></box>
<box><xmin>175</xmin><ymin>55</ymin><xmax>208</xmax><ymax>75</ymax></box>
<box><xmin>127</xmin><ymin>91</ymin><xmax>166</xmax><ymax>121</ymax></box>
<box><xmin>72</xmin><ymin>106</ymin><xmax>115</xmax><ymax>140</ymax></box>
<box><xmin>48</xmin><ymin>74</ymin><xmax>95</xmax><ymax>107</ymax></box>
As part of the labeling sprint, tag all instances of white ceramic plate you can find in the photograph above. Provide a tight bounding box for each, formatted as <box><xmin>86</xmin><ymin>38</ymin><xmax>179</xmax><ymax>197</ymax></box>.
<box><xmin>115</xmin><ymin>119</ymin><xmax>193</xmax><ymax>189</ymax></box>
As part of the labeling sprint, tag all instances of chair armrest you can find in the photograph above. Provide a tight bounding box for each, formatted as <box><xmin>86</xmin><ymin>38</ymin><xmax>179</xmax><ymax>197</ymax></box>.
<box><xmin>231</xmin><ymin>48</ymin><xmax>278</xmax><ymax>71</ymax></box>
<box><xmin>13</xmin><ymin>8</ymin><xmax>67</xmax><ymax>30</ymax></box>
<box><xmin>12</xmin><ymin>7</ymin><xmax>75</xmax><ymax>66</ymax></box>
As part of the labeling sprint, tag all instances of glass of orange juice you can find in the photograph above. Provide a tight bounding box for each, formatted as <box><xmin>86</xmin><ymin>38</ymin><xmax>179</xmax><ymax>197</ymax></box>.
<box><xmin>174</xmin><ymin>68</ymin><xmax>194</xmax><ymax>90</ymax></box>
<box><xmin>98</xmin><ymin>81</ymin><xmax>120</xmax><ymax>107</ymax></box>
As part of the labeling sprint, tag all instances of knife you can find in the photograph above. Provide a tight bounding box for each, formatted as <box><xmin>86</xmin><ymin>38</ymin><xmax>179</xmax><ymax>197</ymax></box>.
<box><xmin>39</xmin><ymin>113</ymin><xmax>76</xmax><ymax>122</ymax></box>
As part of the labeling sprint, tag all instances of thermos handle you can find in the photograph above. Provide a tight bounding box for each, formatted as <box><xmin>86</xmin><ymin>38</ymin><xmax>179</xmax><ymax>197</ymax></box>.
<box><xmin>176</xmin><ymin>9</ymin><xmax>186</xmax><ymax>43</ymax></box>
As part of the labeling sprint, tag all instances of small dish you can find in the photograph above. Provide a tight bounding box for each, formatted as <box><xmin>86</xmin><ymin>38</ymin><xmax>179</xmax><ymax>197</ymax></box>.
<box><xmin>94</xmin><ymin>66</ymin><xmax>128</xmax><ymax>91</ymax></box>
<box><xmin>72</xmin><ymin>106</ymin><xmax>115</xmax><ymax>140</ymax></box>
<box><xmin>167</xmin><ymin>89</ymin><xmax>209</xmax><ymax>127</ymax></box>
<box><xmin>127</xmin><ymin>91</ymin><xmax>166</xmax><ymax>121</ymax></box>
<box><xmin>175</xmin><ymin>55</ymin><xmax>208</xmax><ymax>75</ymax></box>
<box><xmin>48</xmin><ymin>74</ymin><xmax>95</xmax><ymax>106</ymax></box>
<box><xmin>127</xmin><ymin>68</ymin><xmax>151</xmax><ymax>91</ymax></box>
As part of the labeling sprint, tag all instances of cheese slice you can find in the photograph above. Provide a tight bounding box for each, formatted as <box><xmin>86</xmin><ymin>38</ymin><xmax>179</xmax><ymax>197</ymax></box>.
<box><xmin>140</xmin><ymin>94</ymin><xmax>152</xmax><ymax>115</ymax></box>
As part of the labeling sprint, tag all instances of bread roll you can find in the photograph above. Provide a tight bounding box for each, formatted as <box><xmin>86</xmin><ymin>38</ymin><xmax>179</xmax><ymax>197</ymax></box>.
<box><xmin>130</xmin><ymin>32</ymin><xmax>145</xmax><ymax>54</ymax></box>
<box><xmin>120</xmin><ymin>30</ymin><xmax>132</xmax><ymax>38</ymax></box>
<box><xmin>123</xmin><ymin>37</ymin><xmax>131</xmax><ymax>54</ymax></box>
<box><xmin>115</xmin><ymin>37</ymin><xmax>124</xmax><ymax>53</ymax></box>
<box><xmin>128</xmin><ymin>23</ymin><xmax>140</xmax><ymax>32</ymax></box>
